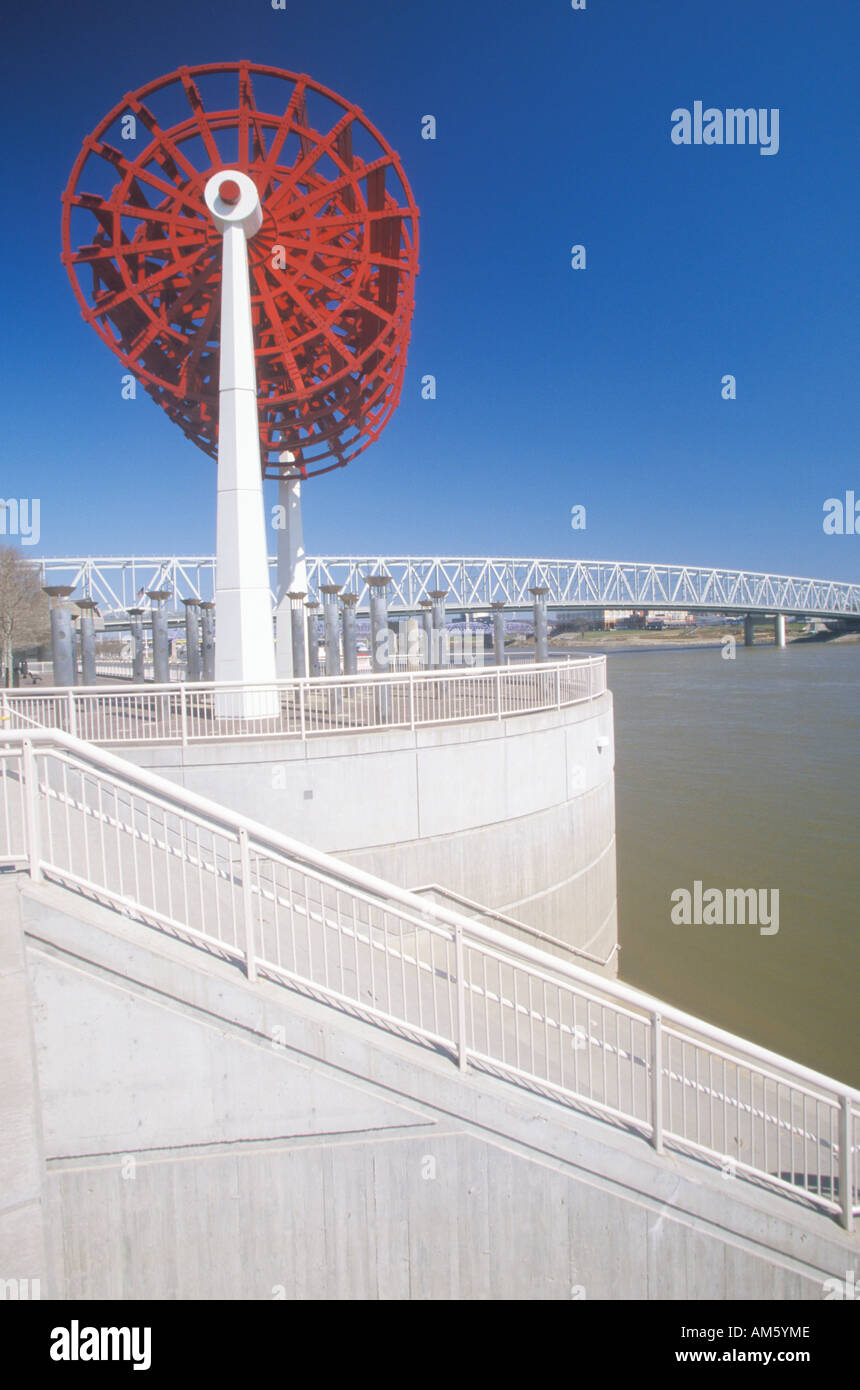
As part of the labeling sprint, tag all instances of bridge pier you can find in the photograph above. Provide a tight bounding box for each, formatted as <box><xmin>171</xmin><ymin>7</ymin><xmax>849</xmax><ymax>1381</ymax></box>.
<box><xmin>774</xmin><ymin>613</ymin><xmax>786</xmax><ymax>648</ymax></box>
<box><xmin>744</xmin><ymin>615</ymin><xmax>756</xmax><ymax>648</ymax></box>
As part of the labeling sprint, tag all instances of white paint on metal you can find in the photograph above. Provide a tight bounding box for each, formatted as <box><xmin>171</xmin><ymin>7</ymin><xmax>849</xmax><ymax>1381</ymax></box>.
<box><xmin>275</xmin><ymin>472</ymin><xmax>307</xmax><ymax>678</ymax></box>
<box><xmin>204</xmin><ymin>170</ymin><xmax>278</xmax><ymax>720</ymax></box>
<box><xmin>33</xmin><ymin>556</ymin><xmax>860</xmax><ymax>621</ymax></box>
<box><xmin>1</xmin><ymin>727</ymin><xmax>857</xmax><ymax>1229</ymax></box>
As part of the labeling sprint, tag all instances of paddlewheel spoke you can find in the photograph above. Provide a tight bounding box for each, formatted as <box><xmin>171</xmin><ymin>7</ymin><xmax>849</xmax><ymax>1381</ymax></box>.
<box><xmin>62</xmin><ymin>62</ymin><xmax>419</xmax><ymax>478</ymax></box>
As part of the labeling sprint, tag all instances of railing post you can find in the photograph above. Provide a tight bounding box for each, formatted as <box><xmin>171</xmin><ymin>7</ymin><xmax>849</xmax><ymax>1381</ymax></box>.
<box><xmin>409</xmin><ymin>670</ymin><xmax>416</xmax><ymax>731</ymax></box>
<box><xmin>840</xmin><ymin>1093</ymin><xmax>854</xmax><ymax>1232</ymax></box>
<box><xmin>67</xmin><ymin>689</ymin><xmax>77</xmax><ymax>739</ymax></box>
<box><xmin>555</xmin><ymin>664</ymin><xmax>562</xmax><ymax>710</ymax></box>
<box><xmin>651</xmin><ymin>1011</ymin><xmax>664</xmax><ymax>1154</ymax></box>
<box><xmin>179</xmin><ymin>681</ymin><xmax>188</xmax><ymax>748</ymax></box>
<box><xmin>495</xmin><ymin>666</ymin><xmax>502</xmax><ymax>721</ymax></box>
<box><xmin>22</xmin><ymin>739</ymin><xmax>42</xmax><ymax>882</ymax></box>
<box><xmin>455</xmin><ymin>923</ymin><xmax>468</xmax><ymax>1072</ymax></box>
<box><xmin>239</xmin><ymin>827</ymin><xmax>257</xmax><ymax>983</ymax></box>
<box><xmin>299</xmin><ymin>679</ymin><xmax>306</xmax><ymax>740</ymax></box>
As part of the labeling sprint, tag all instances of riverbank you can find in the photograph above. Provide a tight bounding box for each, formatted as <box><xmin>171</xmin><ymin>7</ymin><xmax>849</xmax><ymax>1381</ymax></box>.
<box><xmin>507</xmin><ymin>624</ymin><xmax>859</xmax><ymax>654</ymax></box>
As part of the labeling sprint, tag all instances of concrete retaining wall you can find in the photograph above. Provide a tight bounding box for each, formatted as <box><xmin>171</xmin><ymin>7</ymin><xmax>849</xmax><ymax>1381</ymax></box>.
<box><xmin>125</xmin><ymin>694</ymin><xmax>618</xmax><ymax>969</ymax></box>
<box><xmin>2</xmin><ymin>879</ymin><xmax>855</xmax><ymax>1301</ymax></box>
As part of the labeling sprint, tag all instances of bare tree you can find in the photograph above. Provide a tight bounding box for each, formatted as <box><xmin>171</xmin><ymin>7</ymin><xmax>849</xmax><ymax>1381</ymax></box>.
<box><xmin>0</xmin><ymin>547</ymin><xmax>50</xmax><ymax>686</ymax></box>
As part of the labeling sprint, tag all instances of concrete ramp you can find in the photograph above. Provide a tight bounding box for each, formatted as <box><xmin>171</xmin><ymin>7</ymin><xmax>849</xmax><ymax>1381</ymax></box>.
<box><xmin>1</xmin><ymin>875</ymin><xmax>856</xmax><ymax>1301</ymax></box>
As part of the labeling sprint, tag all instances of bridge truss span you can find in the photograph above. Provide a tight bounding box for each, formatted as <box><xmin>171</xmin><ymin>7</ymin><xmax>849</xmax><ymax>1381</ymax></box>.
<box><xmin>32</xmin><ymin>555</ymin><xmax>860</xmax><ymax>621</ymax></box>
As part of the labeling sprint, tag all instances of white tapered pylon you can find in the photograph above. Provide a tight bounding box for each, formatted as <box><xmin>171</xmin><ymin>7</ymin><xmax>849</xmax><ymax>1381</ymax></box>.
<box><xmin>204</xmin><ymin>171</ymin><xmax>279</xmax><ymax>719</ymax></box>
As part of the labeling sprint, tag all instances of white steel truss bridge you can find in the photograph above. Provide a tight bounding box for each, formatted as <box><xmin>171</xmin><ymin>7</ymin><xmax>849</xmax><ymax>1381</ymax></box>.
<box><xmin>32</xmin><ymin>555</ymin><xmax>860</xmax><ymax>621</ymax></box>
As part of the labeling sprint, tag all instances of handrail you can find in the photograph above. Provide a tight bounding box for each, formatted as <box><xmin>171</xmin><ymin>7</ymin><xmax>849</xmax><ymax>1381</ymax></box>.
<box><xmin>0</xmin><ymin>659</ymin><xmax>607</xmax><ymax>747</ymax></box>
<box><xmin>411</xmin><ymin>882</ymin><xmax>620</xmax><ymax>968</ymax></box>
<box><xmin>3</xmin><ymin>656</ymin><xmax>606</xmax><ymax>696</ymax></box>
<box><xmin>0</xmin><ymin>726</ymin><xmax>856</xmax><ymax>1229</ymax></box>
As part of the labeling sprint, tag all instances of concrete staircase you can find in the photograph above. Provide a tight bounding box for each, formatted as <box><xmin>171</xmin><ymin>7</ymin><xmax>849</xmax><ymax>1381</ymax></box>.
<box><xmin>2</xmin><ymin>872</ymin><xmax>856</xmax><ymax>1300</ymax></box>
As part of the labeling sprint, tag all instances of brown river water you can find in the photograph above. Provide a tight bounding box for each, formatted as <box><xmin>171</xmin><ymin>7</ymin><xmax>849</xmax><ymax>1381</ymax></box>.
<box><xmin>604</xmin><ymin>642</ymin><xmax>859</xmax><ymax>1089</ymax></box>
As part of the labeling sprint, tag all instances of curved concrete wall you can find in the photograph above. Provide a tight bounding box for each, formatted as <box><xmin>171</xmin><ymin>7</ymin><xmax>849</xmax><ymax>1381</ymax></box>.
<box><xmin>125</xmin><ymin>693</ymin><xmax>617</xmax><ymax>971</ymax></box>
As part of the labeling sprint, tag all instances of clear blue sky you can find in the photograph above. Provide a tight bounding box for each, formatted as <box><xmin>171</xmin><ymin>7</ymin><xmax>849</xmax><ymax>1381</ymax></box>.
<box><xmin>1</xmin><ymin>0</ymin><xmax>857</xmax><ymax>579</ymax></box>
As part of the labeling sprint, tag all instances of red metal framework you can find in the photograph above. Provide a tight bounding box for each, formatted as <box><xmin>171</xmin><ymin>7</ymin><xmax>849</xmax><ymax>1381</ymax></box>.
<box><xmin>61</xmin><ymin>62</ymin><xmax>419</xmax><ymax>479</ymax></box>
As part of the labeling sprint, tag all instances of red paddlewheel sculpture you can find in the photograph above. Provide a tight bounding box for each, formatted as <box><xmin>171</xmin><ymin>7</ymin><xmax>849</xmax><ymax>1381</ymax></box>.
<box><xmin>61</xmin><ymin>62</ymin><xmax>420</xmax><ymax>479</ymax></box>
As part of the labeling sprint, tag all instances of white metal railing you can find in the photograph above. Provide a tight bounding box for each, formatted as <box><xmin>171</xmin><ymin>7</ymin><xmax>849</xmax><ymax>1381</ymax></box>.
<box><xmin>0</xmin><ymin>659</ymin><xmax>606</xmax><ymax>747</ymax></box>
<box><xmin>0</xmin><ymin>727</ymin><xmax>856</xmax><ymax>1229</ymax></box>
<box><xmin>93</xmin><ymin>650</ymin><xmax>486</xmax><ymax>680</ymax></box>
<box><xmin>94</xmin><ymin>661</ymin><xmax>184</xmax><ymax>683</ymax></box>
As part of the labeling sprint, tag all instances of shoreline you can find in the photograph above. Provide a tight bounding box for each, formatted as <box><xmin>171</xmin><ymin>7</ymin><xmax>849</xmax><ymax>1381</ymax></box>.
<box><xmin>507</xmin><ymin>629</ymin><xmax>860</xmax><ymax>656</ymax></box>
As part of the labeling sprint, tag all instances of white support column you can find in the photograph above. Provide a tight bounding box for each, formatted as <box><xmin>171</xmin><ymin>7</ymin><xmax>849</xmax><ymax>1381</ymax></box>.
<box><xmin>204</xmin><ymin>171</ymin><xmax>278</xmax><ymax>720</ymax></box>
<box><xmin>774</xmin><ymin>613</ymin><xmax>786</xmax><ymax>648</ymax></box>
<box><xmin>275</xmin><ymin>470</ymin><xmax>307</xmax><ymax>678</ymax></box>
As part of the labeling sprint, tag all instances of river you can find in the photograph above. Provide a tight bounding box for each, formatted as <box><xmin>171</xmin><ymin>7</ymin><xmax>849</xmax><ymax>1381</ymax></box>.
<box><xmin>604</xmin><ymin>642</ymin><xmax>859</xmax><ymax>1089</ymax></box>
